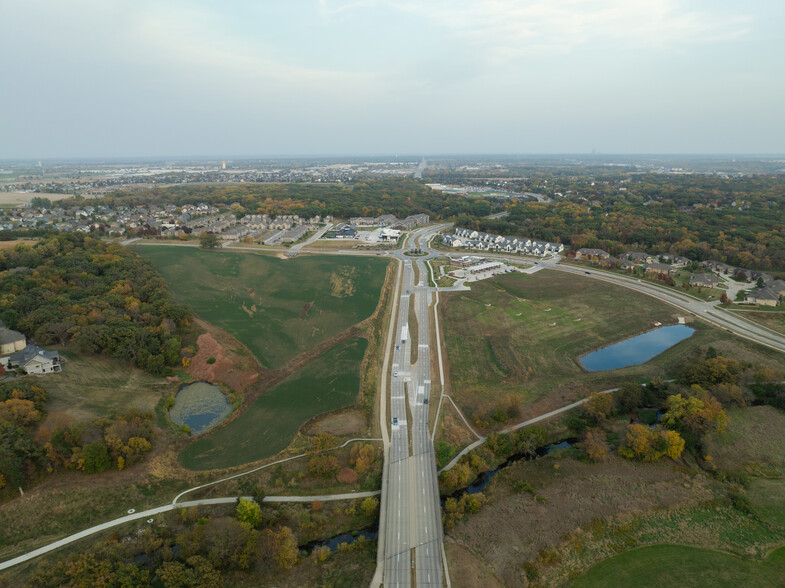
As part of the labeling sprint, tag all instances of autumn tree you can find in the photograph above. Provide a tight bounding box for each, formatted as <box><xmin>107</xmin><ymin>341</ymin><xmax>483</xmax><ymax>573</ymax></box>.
<box><xmin>261</xmin><ymin>526</ymin><xmax>299</xmax><ymax>571</ymax></box>
<box><xmin>583</xmin><ymin>392</ymin><xmax>614</xmax><ymax>422</ymax></box>
<box><xmin>583</xmin><ymin>430</ymin><xmax>609</xmax><ymax>462</ymax></box>
<box><xmin>0</xmin><ymin>398</ymin><xmax>41</xmax><ymax>427</ymax></box>
<box><xmin>310</xmin><ymin>432</ymin><xmax>338</xmax><ymax>453</ymax></box>
<box><xmin>307</xmin><ymin>455</ymin><xmax>340</xmax><ymax>478</ymax></box>
<box><xmin>156</xmin><ymin>556</ymin><xmax>224</xmax><ymax>588</ymax></box>
<box><xmin>619</xmin><ymin>424</ymin><xmax>684</xmax><ymax>462</ymax></box>
<box><xmin>661</xmin><ymin>392</ymin><xmax>729</xmax><ymax>438</ymax></box>
<box><xmin>350</xmin><ymin>442</ymin><xmax>378</xmax><ymax>474</ymax></box>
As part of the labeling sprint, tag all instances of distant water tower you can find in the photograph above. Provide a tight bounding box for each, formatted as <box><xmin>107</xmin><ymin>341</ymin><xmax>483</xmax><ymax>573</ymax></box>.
<box><xmin>221</xmin><ymin>160</ymin><xmax>227</xmax><ymax>170</ymax></box>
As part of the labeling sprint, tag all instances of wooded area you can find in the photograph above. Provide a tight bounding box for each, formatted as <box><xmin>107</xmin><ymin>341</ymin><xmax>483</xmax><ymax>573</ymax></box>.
<box><xmin>0</xmin><ymin>233</ymin><xmax>191</xmax><ymax>375</ymax></box>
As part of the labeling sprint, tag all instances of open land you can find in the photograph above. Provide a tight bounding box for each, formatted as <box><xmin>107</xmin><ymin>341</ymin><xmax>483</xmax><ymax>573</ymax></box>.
<box><xmin>0</xmin><ymin>192</ymin><xmax>77</xmax><ymax>206</ymax></box>
<box><xmin>138</xmin><ymin>246</ymin><xmax>388</xmax><ymax>369</ymax></box>
<box><xmin>729</xmin><ymin>310</ymin><xmax>785</xmax><ymax>337</ymax></box>
<box><xmin>0</xmin><ymin>239</ymin><xmax>39</xmax><ymax>250</ymax></box>
<box><xmin>180</xmin><ymin>337</ymin><xmax>369</xmax><ymax>470</ymax></box>
<box><xmin>43</xmin><ymin>349</ymin><xmax>170</xmax><ymax>422</ymax></box>
<box><xmin>569</xmin><ymin>544</ymin><xmax>785</xmax><ymax>588</ymax></box>
<box><xmin>439</xmin><ymin>270</ymin><xmax>784</xmax><ymax>428</ymax></box>
<box><xmin>445</xmin><ymin>404</ymin><xmax>785</xmax><ymax>587</ymax></box>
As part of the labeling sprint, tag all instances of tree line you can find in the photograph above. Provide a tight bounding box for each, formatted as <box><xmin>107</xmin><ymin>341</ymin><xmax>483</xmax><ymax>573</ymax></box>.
<box><xmin>77</xmin><ymin>178</ymin><xmax>492</xmax><ymax>221</ymax></box>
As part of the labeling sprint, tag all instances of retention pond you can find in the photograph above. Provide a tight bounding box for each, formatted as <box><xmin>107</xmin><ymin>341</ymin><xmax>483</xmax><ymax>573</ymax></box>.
<box><xmin>169</xmin><ymin>381</ymin><xmax>232</xmax><ymax>435</ymax></box>
<box><xmin>578</xmin><ymin>324</ymin><xmax>695</xmax><ymax>372</ymax></box>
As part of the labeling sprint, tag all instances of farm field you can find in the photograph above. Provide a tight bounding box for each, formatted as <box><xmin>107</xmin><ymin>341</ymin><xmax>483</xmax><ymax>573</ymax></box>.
<box><xmin>439</xmin><ymin>270</ymin><xmax>781</xmax><ymax>425</ymax></box>
<box><xmin>179</xmin><ymin>337</ymin><xmax>368</xmax><ymax>470</ymax></box>
<box><xmin>569</xmin><ymin>544</ymin><xmax>785</xmax><ymax>588</ymax></box>
<box><xmin>138</xmin><ymin>246</ymin><xmax>388</xmax><ymax>369</ymax></box>
<box><xmin>43</xmin><ymin>350</ymin><xmax>168</xmax><ymax>421</ymax></box>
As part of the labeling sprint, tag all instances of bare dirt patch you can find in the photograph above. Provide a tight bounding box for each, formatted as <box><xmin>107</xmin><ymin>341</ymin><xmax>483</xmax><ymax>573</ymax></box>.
<box><xmin>305</xmin><ymin>409</ymin><xmax>367</xmax><ymax>437</ymax></box>
<box><xmin>300</xmin><ymin>301</ymin><xmax>314</xmax><ymax>319</ymax></box>
<box><xmin>186</xmin><ymin>319</ymin><xmax>261</xmax><ymax>392</ymax></box>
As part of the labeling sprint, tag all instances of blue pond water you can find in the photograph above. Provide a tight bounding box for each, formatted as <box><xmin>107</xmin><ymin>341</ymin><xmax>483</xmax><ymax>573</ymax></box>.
<box><xmin>169</xmin><ymin>382</ymin><xmax>232</xmax><ymax>435</ymax></box>
<box><xmin>579</xmin><ymin>324</ymin><xmax>695</xmax><ymax>372</ymax></box>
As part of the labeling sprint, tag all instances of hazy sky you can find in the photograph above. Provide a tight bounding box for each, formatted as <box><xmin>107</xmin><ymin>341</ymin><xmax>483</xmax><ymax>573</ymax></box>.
<box><xmin>1</xmin><ymin>0</ymin><xmax>783</xmax><ymax>158</ymax></box>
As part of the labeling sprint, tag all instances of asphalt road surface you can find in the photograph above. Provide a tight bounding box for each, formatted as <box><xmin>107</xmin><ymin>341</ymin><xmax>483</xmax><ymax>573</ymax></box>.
<box><xmin>381</xmin><ymin>248</ymin><xmax>444</xmax><ymax>587</ymax></box>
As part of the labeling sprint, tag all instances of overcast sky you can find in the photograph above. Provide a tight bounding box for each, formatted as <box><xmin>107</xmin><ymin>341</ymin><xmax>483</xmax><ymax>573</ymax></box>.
<box><xmin>1</xmin><ymin>0</ymin><xmax>783</xmax><ymax>158</ymax></box>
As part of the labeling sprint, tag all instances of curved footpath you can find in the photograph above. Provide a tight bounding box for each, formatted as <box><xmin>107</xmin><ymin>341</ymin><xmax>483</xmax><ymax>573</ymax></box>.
<box><xmin>0</xmin><ymin>491</ymin><xmax>380</xmax><ymax>572</ymax></box>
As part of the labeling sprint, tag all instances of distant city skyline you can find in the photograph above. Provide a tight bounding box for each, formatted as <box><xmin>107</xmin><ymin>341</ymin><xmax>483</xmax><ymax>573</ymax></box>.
<box><xmin>1</xmin><ymin>0</ymin><xmax>783</xmax><ymax>158</ymax></box>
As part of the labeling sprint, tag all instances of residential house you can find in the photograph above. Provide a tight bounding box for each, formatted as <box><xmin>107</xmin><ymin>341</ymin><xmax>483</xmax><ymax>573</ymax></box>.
<box><xmin>0</xmin><ymin>327</ymin><xmax>26</xmax><ymax>356</ymax></box>
<box><xmin>746</xmin><ymin>287</ymin><xmax>781</xmax><ymax>307</ymax></box>
<box><xmin>689</xmin><ymin>273</ymin><xmax>720</xmax><ymax>288</ymax></box>
<box><xmin>575</xmin><ymin>248</ymin><xmax>610</xmax><ymax>260</ymax></box>
<box><xmin>643</xmin><ymin>262</ymin><xmax>676</xmax><ymax>276</ymax></box>
<box><xmin>1</xmin><ymin>345</ymin><xmax>62</xmax><ymax>374</ymax></box>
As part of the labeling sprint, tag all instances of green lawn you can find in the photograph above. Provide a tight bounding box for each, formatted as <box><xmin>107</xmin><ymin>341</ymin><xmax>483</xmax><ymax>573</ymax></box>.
<box><xmin>440</xmin><ymin>270</ymin><xmax>776</xmax><ymax>420</ymax></box>
<box><xmin>569</xmin><ymin>544</ymin><xmax>785</xmax><ymax>588</ymax></box>
<box><xmin>138</xmin><ymin>246</ymin><xmax>388</xmax><ymax>369</ymax></box>
<box><xmin>179</xmin><ymin>337</ymin><xmax>368</xmax><ymax>470</ymax></box>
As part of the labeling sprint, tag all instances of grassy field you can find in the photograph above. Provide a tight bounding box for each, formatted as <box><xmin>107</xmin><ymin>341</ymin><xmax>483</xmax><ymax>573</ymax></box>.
<box><xmin>439</xmin><ymin>270</ymin><xmax>781</xmax><ymax>423</ymax></box>
<box><xmin>42</xmin><ymin>349</ymin><xmax>170</xmax><ymax>421</ymax></box>
<box><xmin>0</xmin><ymin>238</ymin><xmax>39</xmax><ymax>250</ymax></box>
<box><xmin>138</xmin><ymin>246</ymin><xmax>388</xmax><ymax>369</ymax></box>
<box><xmin>729</xmin><ymin>310</ymin><xmax>785</xmax><ymax>336</ymax></box>
<box><xmin>179</xmin><ymin>337</ymin><xmax>368</xmax><ymax>470</ymax></box>
<box><xmin>569</xmin><ymin>544</ymin><xmax>785</xmax><ymax>588</ymax></box>
<box><xmin>713</xmin><ymin>406</ymin><xmax>785</xmax><ymax>478</ymax></box>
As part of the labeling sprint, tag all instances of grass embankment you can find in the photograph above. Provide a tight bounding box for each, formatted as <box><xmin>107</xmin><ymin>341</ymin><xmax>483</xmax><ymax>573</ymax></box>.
<box><xmin>728</xmin><ymin>309</ymin><xmax>785</xmax><ymax>336</ymax></box>
<box><xmin>138</xmin><ymin>246</ymin><xmax>388</xmax><ymax>369</ymax></box>
<box><xmin>180</xmin><ymin>338</ymin><xmax>369</xmax><ymax>470</ymax></box>
<box><xmin>570</xmin><ymin>545</ymin><xmax>785</xmax><ymax>588</ymax></box>
<box><xmin>408</xmin><ymin>293</ymin><xmax>418</xmax><ymax>365</ymax></box>
<box><xmin>440</xmin><ymin>270</ymin><xmax>781</xmax><ymax>427</ymax></box>
<box><xmin>0</xmin><ymin>472</ymin><xmax>194</xmax><ymax>561</ymax></box>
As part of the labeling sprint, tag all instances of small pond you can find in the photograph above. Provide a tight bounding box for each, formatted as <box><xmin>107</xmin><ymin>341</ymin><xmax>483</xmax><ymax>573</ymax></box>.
<box><xmin>169</xmin><ymin>382</ymin><xmax>232</xmax><ymax>435</ymax></box>
<box><xmin>578</xmin><ymin>325</ymin><xmax>695</xmax><ymax>372</ymax></box>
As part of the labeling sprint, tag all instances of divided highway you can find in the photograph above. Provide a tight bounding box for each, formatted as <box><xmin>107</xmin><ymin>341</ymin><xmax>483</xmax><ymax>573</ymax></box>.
<box><xmin>381</xmin><ymin>254</ymin><xmax>443</xmax><ymax>586</ymax></box>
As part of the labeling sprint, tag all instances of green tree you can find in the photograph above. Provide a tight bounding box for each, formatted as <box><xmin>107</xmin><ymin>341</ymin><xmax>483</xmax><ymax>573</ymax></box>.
<box><xmin>200</xmin><ymin>232</ymin><xmax>220</xmax><ymax>249</ymax></box>
<box><xmin>361</xmin><ymin>496</ymin><xmax>379</xmax><ymax>517</ymax></box>
<box><xmin>81</xmin><ymin>441</ymin><xmax>111</xmax><ymax>473</ymax></box>
<box><xmin>235</xmin><ymin>497</ymin><xmax>262</xmax><ymax>527</ymax></box>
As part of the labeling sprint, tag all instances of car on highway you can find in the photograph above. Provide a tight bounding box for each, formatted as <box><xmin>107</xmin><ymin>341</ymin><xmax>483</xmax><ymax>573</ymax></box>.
<box><xmin>392</xmin><ymin>417</ymin><xmax>398</xmax><ymax>425</ymax></box>
<box><xmin>585</xmin><ymin>271</ymin><xmax>591</xmax><ymax>274</ymax></box>
<box><xmin>393</xmin><ymin>371</ymin><xmax>398</xmax><ymax>377</ymax></box>
<box><xmin>395</xmin><ymin>344</ymin><xmax>400</xmax><ymax>350</ymax></box>
<box><xmin>423</xmin><ymin>398</ymin><xmax>429</xmax><ymax>404</ymax></box>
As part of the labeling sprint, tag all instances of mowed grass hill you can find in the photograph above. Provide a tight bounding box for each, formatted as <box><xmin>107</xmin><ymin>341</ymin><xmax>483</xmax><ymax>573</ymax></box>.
<box><xmin>139</xmin><ymin>246</ymin><xmax>389</xmax><ymax>368</ymax></box>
